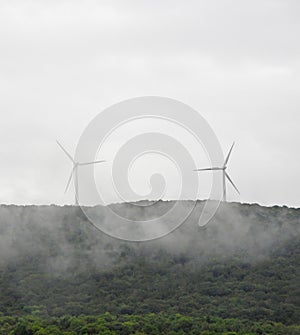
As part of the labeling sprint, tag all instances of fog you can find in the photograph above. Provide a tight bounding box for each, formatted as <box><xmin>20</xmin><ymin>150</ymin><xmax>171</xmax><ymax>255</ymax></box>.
<box><xmin>0</xmin><ymin>201</ymin><xmax>299</xmax><ymax>276</ymax></box>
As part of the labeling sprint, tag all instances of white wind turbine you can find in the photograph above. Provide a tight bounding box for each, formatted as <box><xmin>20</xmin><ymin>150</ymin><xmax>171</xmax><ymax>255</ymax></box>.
<box><xmin>57</xmin><ymin>140</ymin><xmax>105</xmax><ymax>205</ymax></box>
<box><xmin>194</xmin><ymin>142</ymin><xmax>240</xmax><ymax>202</ymax></box>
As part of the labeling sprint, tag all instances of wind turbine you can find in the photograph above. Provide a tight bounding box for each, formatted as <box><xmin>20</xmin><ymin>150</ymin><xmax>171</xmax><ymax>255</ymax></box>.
<box><xmin>57</xmin><ymin>140</ymin><xmax>105</xmax><ymax>205</ymax></box>
<box><xmin>194</xmin><ymin>142</ymin><xmax>240</xmax><ymax>202</ymax></box>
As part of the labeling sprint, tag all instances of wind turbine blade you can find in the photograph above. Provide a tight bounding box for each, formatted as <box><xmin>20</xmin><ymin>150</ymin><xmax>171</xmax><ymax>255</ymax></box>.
<box><xmin>64</xmin><ymin>167</ymin><xmax>75</xmax><ymax>193</ymax></box>
<box><xmin>225</xmin><ymin>171</ymin><xmax>240</xmax><ymax>194</ymax></box>
<box><xmin>79</xmin><ymin>160</ymin><xmax>106</xmax><ymax>166</ymax></box>
<box><xmin>224</xmin><ymin>142</ymin><xmax>235</xmax><ymax>167</ymax></box>
<box><xmin>194</xmin><ymin>167</ymin><xmax>222</xmax><ymax>171</ymax></box>
<box><xmin>56</xmin><ymin>140</ymin><xmax>74</xmax><ymax>163</ymax></box>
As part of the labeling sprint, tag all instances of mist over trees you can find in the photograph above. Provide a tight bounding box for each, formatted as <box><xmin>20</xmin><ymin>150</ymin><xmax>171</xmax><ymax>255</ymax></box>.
<box><xmin>0</xmin><ymin>201</ymin><xmax>299</xmax><ymax>334</ymax></box>
<box><xmin>0</xmin><ymin>201</ymin><xmax>298</xmax><ymax>267</ymax></box>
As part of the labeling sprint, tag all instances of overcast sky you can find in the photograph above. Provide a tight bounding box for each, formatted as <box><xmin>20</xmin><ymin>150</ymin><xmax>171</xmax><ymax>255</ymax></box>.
<box><xmin>0</xmin><ymin>0</ymin><xmax>299</xmax><ymax>207</ymax></box>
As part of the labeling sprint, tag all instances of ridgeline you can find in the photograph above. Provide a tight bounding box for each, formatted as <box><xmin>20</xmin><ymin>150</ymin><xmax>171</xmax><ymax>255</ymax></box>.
<box><xmin>0</xmin><ymin>201</ymin><xmax>299</xmax><ymax>334</ymax></box>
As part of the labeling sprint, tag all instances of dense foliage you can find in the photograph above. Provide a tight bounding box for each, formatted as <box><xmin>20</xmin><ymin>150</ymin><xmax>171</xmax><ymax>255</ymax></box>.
<box><xmin>1</xmin><ymin>313</ymin><xmax>300</xmax><ymax>335</ymax></box>
<box><xmin>0</xmin><ymin>201</ymin><xmax>299</xmax><ymax>334</ymax></box>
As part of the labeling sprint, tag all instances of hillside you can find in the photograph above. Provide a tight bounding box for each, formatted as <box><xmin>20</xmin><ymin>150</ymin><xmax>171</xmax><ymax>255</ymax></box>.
<box><xmin>0</xmin><ymin>201</ymin><xmax>299</xmax><ymax>334</ymax></box>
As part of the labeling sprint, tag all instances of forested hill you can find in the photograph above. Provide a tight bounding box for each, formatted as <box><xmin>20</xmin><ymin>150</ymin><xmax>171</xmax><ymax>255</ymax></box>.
<box><xmin>0</xmin><ymin>201</ymin><xmax>299</xmax><ymax>334</ymax></box>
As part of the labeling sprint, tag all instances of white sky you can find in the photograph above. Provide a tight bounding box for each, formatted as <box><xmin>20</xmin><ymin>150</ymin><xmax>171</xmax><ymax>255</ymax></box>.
<box><xmin>0</xmin><ymin>0</ymin><xmax>299</xmax><ymax>207</ymax></box>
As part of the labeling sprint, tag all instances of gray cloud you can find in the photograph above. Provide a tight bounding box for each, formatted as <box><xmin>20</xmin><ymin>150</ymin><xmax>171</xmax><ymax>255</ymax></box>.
<box><xmin>0</xmin><ymin>0</ymin><xmax>299</xmax><ymax>206</ymax></box>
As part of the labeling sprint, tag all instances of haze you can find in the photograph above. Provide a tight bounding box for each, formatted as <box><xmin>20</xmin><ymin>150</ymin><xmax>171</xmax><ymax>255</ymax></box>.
<box><xmin>0</xmin><ymin>0</ymin><xmax>299</xmax><ymax>207</ymax></box>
